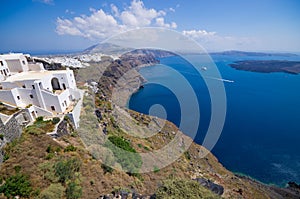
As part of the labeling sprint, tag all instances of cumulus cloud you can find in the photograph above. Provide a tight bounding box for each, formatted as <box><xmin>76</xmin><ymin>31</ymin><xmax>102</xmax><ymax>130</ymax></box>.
<box><xmin>56</xmin><ymin>0</ymin><xmax>177</xmax><ymax>40</ymax></box>
<box><xmin>56</xmin><ymin>9</ymin><xmax>122</xmax><ymax>39</ymax></box>
<box><xmin>155</xmin><ymin>17</ymin><xmax>177</xmax><ymax>28</ymax></box>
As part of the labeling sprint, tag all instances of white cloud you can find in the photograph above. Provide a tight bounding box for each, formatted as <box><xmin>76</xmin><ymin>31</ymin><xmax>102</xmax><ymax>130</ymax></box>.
<box><xmin>182</xmin><ymin>30</ymin><xmax>216</xmax><ymax>38</ymax></box>
<box><xmin>65</xmin><ymin>9</ymin><xmax>75</xmax><ymax>15</ymax></box>
<box><xmin>56</xmin><ymin>9</ymin><xmax>122</xmax><ymax>39</ymax></box>
<box><xmin>155</xmin><ymin>17</ymin><xmax>177</xmax><ymax>29</ymax></box>
<box><xmin>120</xmin><ymin>0</ymin><xmax>165</xmax><ymax>27</ymax></box>
<box><xmin>56</xmin><ymin>0</ymin><xmax>176</xmax><ymax>40</ymax></box>
<box><xmin>169</xmin><ymin>7</ymin><xmax>175</xmax><ymax>12</ymax></box>
<box><xmin>111</xmin><ymin>4</ymin><xmax>119</xmax><ymax>17</ymax></box>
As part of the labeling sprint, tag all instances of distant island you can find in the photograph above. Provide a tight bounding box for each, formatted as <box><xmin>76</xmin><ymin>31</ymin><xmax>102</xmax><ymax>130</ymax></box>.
<box><xmin>229</xmin><ymin>60</ymin><xmax>300</xmax><ymax>74</ymax></box>
<box><xmin>210</xmin><ymin>50</ymin><xmax>299</xmax><ymax>57</ymax></box>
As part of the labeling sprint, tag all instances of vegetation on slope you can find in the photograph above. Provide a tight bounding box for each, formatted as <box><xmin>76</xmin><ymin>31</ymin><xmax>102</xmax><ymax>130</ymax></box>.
<box><xmin>1</xmin><ymin>56</ymin><xmax>297</xmax><ymax>199</ymax></box>
<box><xmin>156</xmin><ymin>178</ymin><xmax>221</xmax><ymax>199</ymax></box>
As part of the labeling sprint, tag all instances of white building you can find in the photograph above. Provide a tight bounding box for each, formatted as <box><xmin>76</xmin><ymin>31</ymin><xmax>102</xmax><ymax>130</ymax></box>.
<box><xmin>0</xmin><ymin>53</ymin><xmax>82</xmax><ymax>128</ymax></box>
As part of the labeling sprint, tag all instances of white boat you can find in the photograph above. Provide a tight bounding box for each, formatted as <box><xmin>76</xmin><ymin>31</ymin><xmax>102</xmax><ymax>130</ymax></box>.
<box><xmin>201</xmin><ymin>66</ymin><xmax>208</xmax><ymax>71</ymax></box>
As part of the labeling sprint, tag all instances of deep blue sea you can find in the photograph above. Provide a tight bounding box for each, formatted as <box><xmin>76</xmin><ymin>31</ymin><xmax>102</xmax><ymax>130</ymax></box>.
<box><xmin>129</xmin><ymin>54</ymin><xmax>300</xmax><ymax>187</ymax></box>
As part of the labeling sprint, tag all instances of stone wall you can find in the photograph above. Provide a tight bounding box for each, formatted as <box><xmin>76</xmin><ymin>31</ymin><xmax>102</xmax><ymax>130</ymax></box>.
<box><xmin>0</xmin><ymin>110</ymin><xmax>31</xmax><ymax>163</ymax></box>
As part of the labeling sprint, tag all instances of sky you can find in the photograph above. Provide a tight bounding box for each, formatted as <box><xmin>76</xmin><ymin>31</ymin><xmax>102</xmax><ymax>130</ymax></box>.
<box><xmin>1</xmin><ymin>0</ymin><xmax>300</xmax><ymax>53</ymax></box>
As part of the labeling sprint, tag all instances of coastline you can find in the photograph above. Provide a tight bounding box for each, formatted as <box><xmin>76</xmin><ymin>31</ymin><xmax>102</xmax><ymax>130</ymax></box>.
<box><xmin>125</xmin><ymin>56</ymin><xmax>300</xmax><ymax>195</ymax></box>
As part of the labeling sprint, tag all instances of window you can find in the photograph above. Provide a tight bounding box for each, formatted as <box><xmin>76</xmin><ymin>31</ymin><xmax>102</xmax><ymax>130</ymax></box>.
<box><xmin>0</xmin><ymin>70</ymin><xmax>3</xmax><ymax>75</ymax></box>
<box><xmin>22</xmin><ymin>85</ymin><xmax>26</xmax><ymax>88</ymax></box>
<box><xmin>22</xmin><ymin>60</ymin><xmax>26</xmax><ymax>65</ymax></box>
<box><xmin>62</xmin><ymin>103</ymin><xmax>64</xmax><ymax>107</ymax></box>
<box><xmin>0</xmin><ymin>61</ymin><xmax>3</xmax><ymax>66</ymax></box>
<box><xmin>32</xmin><ymin>85</ymin><xmax>35</xmax><ymax>89</ymax></box>
<box><xmin>51</xmin><ymin>106</ymin><xmax>55</xmax><ymax>111</ymax></box>
<box><xmin>17</xmin><ymin>96</ymin><xmax>20</xmax><ymax>100</ymax></box>
<box><xmin>30</xmin><ymin>94</ymin><xmax>33</xmax><ymax>98</ymax></box>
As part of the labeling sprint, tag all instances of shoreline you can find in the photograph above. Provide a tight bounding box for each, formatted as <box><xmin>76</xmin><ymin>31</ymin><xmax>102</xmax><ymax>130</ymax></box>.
<box><xmin>128</xmin><ymin>59</ymin><xmax>299</xmax><ymax>191</ymax></box>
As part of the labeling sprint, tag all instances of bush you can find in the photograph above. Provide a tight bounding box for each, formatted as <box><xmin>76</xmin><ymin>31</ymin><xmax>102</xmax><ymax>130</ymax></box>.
<box><xmin>64</xmin><ymin>145</ymin><xmax>77</xmax><ymax>152</ymax></box>
<box><xmin>54</xmin><ymin>158</ymin><xmax>81</xmax><ymax>183</ymax></box>
<box><xmin>0</xmin><ymin>174</ymin><xmax>33</xmax><ymax>198</ymax></box>
<box><xmin>156</xmin><ymin>179</ymin><xmax>221</xmax><ymax>199</ymax></box>
<box><xmin>0</xmin><ymin>134</ymin><xmax>4</xmax><ymax>140</ymax></box>
<box><xmin>153</xmin><ymin>166</ymin><xmax>160</xmax><ymax>173</ymax></box>
<box><xmin>36</xmin><ymin>116</ymin><xmax>44</xmax><ymax>122</ymax></box>
<box><xmin>66</xmin><ymin>181</ymin><xmax>82</xmax><ymax>199</ymax></box>
<box><xmin>104</xmin><ymin>136</ymin><xmax>142</xmax><ymax>174</ymax></box>
<box><xmin>52</xmin><ymin>117</ymin><xmax>60</xmax><ymax>125</ymax></box>
<box><xmin>25</xmin><ymin>119</ymin><xmax>55</xmax><ymax>135</ymax></box>
<box><xmin>101</xmin><ymin>164</ymin><xmax>113</xmax><ymax>174</ymax></box>
<box><xmin>38</xmin><ymin>183</ymin><xmax>65</xmax><ymax>199</ymax></box>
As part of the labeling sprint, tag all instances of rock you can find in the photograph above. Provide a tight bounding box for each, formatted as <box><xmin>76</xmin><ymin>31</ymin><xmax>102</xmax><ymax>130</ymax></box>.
<box><xmin>194</xmin><ymin>178</ymin><xmax>224</xmax><ymax>195</ymax></box>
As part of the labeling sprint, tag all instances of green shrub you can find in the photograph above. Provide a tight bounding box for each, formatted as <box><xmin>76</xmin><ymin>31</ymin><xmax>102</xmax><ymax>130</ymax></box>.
<box><xmin>25</xmin><ymin>119</ymin><xmax>55</xmax><ymax>135</ymax></box>
<box><xmin>54</xmin><ymin>158</ymin><xmax>81</xmax><ymax>183</ymax></box>
<box><xmin>101</xmin><ymin>164</ymin><xmax>113</xmax><ymax>174</ymax></box>
<box><xmin>66</xmin><ymin>181</ymin><xmax>82</xmax><ymax>199</ymax></box>
<box><xmin>14</xmin><ymin>165</ymin><xmax>22</xmax><ymax>173</ymax></box>
<box><xmin>3</xmin><ymin>153</ymin><xmax>10</xmax><ymax>162</ymax></box>
<box><xmin>25</xmin><ymin>104</ymin><xmax>32</xmax><ymax>108</ymax></box>
<box><xmin>64</xmin><ymin>145</ymin><xmax>77</xmax><ymax>152</ymax></box>
<box><xmin>38</xmin><ymin>183</ymin><xmax>65</xmax><ymax>199</ymax></box>
<box><xmin>0</xmin><ymin>134</ymin><xmax>4</xmax><ymax>140</ymax></box>
<box><xmin>104</xmin><ymin>136</ymin><xmax>142</xmax><ymax>174</ymax></box>
<box><xmin>52</xmin><ymin>117</ymin><xmax>60</xmax><ymax>125</ymax></box>
<box><xmin>36</xmin><ymin>116</ymin><xmax>44</xmax><ymax>122</ymax></box>
<box><xmin>0</xmin><ymin>174</ymin><xmax>33</xmax><ymax>198</ymax></box>
<box><xmin>45</xmin><ymin>153</ymin><xmax>55</xmax><ymax>160</ymax></box>
<box><xmin>184</xmin><ymin>151</ymin><xmax>191</xmax><ymax>160</ymax></box>
<box><xmin>153</xmin><ymin>166</ymin><xmax>160</xmax><ymax>173</ymax></box>
<box><xmin>156</xmin><ymin>179</ymin><xmax>221</xmax><ymax>199</ymax></box>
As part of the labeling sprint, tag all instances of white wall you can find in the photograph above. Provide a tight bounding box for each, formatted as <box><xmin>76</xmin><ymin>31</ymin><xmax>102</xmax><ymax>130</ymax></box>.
<box><xmin>16</xmin><ymin>88</ymin><xmax>39</xmax><ymax>107</ymax></box>
<box><xmin>28</xmin><ymin>63</ymin><xmax>44</xmax><ymax>71</ymax></box>
<box><xmin>0</xmin><ymin>90</ymin><xmax>18</xmax><ymax>106</ymax></box>
<box><xmin>5</xmin><ymin>56</ymin><xmax>28</xmax><ymax>73</ymax></box>
<box><xmin>41</xmin><ymin>90</ymin><xmax>71</xmax><ymax>113</ymax></box>
<box><xmin>67</xmin><ymin>89</ymin><xmax>84</xmax><ymax>129</ymax></box>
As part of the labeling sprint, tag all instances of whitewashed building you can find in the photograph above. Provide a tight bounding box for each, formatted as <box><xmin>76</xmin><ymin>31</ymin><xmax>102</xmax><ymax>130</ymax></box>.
<box><xmin>0</xmin><ymin>53</ymin><xmax>82</xmax><ymax>128</ymax></box>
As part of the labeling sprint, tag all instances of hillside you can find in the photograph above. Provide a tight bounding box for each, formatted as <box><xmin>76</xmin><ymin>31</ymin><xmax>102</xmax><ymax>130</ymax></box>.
<box><xmin>0</xmin><ymin>51</ymin><xmax>299</xmax><ymax>199</ymax></box>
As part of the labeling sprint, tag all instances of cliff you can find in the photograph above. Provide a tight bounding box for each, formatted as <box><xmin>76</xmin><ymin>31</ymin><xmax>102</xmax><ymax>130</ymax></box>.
<box><xmin>0</xmin><ymin>51</ymin><xmax>299</xmax><ymax>199</ymax></box>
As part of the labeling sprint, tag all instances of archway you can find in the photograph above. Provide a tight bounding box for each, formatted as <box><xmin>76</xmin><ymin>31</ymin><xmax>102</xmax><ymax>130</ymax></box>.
<box><xmin>51</xmin><ymin>77</ymin><xmax>61</xmax><ymax>90</ymax></box>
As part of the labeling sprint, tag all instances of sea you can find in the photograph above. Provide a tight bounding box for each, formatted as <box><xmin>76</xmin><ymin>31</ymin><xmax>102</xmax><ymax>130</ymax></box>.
<box><xmin>128</xmin><ymin>54</ymin><xmax>300</xmax><ymax>187</ymax></box>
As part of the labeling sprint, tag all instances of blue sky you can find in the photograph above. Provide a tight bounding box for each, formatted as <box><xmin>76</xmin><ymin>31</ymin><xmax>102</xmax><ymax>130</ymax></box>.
<box><xmin>1</xmin><ymin>0</ymin><xmax>300</xmax><ymax>53</ymax></box>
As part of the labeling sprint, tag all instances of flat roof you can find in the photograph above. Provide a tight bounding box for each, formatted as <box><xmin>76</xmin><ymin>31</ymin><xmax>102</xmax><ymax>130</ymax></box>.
<box><xmin>0</xmin><ymin>53</ymin><xmax>25</xmax><ymax>60</ymax></box>
<box><xmin>3</xmin><ymin>70</ymin><xmax>68</xmax><ymax>82</ymax></box>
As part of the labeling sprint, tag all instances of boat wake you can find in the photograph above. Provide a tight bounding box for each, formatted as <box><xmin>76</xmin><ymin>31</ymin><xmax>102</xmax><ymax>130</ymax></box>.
<box><xmin>205</xmin><ymin>76</ymin><xmax>234</xmax><ymax>83</ymax></box>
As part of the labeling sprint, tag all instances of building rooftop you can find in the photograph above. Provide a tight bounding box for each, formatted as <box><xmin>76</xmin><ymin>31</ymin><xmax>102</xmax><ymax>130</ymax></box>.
<box><xmin>3</xmin><ymin>70</ymin><xmax>68</xmax><ymax>82</ymax></box>
<box><xmin>0</xmin><ymin>53</ymin><xmax>26</xmax><ymax>60</ymax></box>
